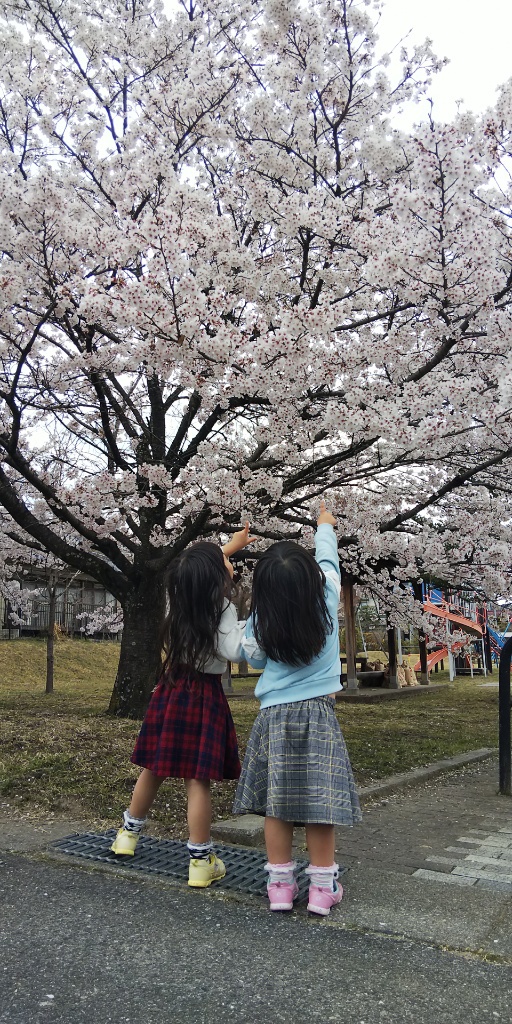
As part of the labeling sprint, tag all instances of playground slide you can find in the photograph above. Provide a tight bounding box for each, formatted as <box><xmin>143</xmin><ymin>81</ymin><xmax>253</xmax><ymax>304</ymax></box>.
<box><xmin>487</xmin><ymin>625</ymin><xmax>511</xmax><ymax>651</ymax></box>
<box><xmin>414</xmin><ymin>640</ymin><xmax>465</xmax><ymax>673</ymax></box>
<box><xmin>423</xmin><ymin>600</ymin><xmax>483</xmax><ymax>636</ymax></box>
<box><xmin>413</xmin><ymin>602</ymin><xmax>482</xmax><ymax>673</ymax></box>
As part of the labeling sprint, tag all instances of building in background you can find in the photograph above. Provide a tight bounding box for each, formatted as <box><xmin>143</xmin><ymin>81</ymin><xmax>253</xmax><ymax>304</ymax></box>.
<box><xmin>0</xmin><ymin>566</ymin><xmax>121</xmax><ymax>640</ymax></box>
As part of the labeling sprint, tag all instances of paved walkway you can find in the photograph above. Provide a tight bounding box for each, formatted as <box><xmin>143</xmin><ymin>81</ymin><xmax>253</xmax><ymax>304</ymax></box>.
<box><xmin>324</xmin><ymin>756</ymin><xmax>512</xmax><ymax>959</ymax></box>
<box><xmin>332</xmin><ymin>757</ymin><xmax>512</xmax><ymax>886</ymax></box>
<box><xmin>2</xmin><ymin>757</ymin><xmax>512</xmax><ymax>960</ymax></box>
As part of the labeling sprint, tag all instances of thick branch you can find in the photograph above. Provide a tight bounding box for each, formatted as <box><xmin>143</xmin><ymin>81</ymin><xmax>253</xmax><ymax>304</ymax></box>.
<box><xmin>381</xmin><ymin>448</ymin><xmax>512</xmax><ymax>533</ymax></box>
<box><xmin>0</xmin><ymin>466</ymin><xmax>128</xmax><ymax>599</ymax></box>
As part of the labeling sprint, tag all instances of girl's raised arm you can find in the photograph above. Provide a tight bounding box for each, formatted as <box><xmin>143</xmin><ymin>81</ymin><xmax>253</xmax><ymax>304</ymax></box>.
<box><xmin>222</xmin><ymin>522</ymin><xmax>257</xmax><ymax>558</ymax></box>
<box><xmin>317</xmin><ymin>500</ymin><xmax>336</xmax><ymax>527</ymax></box>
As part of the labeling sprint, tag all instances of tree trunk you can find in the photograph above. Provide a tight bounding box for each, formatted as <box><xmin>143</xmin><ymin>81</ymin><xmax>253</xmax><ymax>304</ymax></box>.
<box><xmin>108</xmin><ymin>574</ymin><xmax>167</xmax><ymax>718</ymax></box>
<box><xmin>46</xmin><ymin>582</ymin><xmax>56</xmax><ymax>694</ymax></box>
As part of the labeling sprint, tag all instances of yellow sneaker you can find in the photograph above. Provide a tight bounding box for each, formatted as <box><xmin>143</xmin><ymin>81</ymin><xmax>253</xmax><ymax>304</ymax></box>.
<box><xmin>188</xmin><ymin>853</ymin><xmax>226</xmax><ymax>888</ymax></box>
<box><xmin>110</xmin><ymin>828</ymin><xmax>140</xmax><ymax>856</ymax></box>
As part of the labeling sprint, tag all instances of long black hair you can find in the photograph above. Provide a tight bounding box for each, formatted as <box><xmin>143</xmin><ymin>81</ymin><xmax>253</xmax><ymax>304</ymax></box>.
<box><xmin>161</xmin><ymin>541</ymin><xmax>232</xmax><ymax>681</ymax></box>
<box><xmin>251</xmin><ymin>541</ymin><xmax>333</xmax><ymax>666</ymax></box>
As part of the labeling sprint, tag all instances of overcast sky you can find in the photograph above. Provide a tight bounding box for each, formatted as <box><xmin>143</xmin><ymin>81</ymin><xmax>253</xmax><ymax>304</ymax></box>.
<box><xmin>376</xmin><ymin>0</ymin><xmax>512</xmax><ymax>121</ymax></box>
<box><xmin>162</xmin><ymin>1</ymin><xmax>512</xmax><ymax>123</ymax></box>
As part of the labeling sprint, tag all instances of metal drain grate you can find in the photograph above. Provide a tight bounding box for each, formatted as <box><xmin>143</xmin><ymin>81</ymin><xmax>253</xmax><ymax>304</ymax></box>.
<box><xmin>51</xmin><ymin>831</ymin><xmax>345</xmax><ymax>900</ymax></box>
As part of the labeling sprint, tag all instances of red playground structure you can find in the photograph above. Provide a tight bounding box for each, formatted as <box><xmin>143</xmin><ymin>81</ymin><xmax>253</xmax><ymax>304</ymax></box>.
<box><xmin>414</xmin><ymin>588</ymin><xmax>487</xmax><ymax>680</ymax></box>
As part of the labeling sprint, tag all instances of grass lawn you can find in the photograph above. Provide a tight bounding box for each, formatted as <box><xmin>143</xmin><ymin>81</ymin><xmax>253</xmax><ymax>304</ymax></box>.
<box><xmin>0</xmin><ymin>638</ymin><xmax>501</xmax><ymax>839</ymax></box>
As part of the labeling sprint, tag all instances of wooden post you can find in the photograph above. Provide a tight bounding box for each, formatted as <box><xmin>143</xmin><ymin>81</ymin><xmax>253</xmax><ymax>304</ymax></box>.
<box><xmin>413</xmin><ymin>580</ymin><xmax>429</xmax><ymax>685</ymax></box>
<box><xmin>343</xmin><ymin>575</ymin><xmax>358</xmax><ymax>691</ymax></box>
<box><xmin>386</xmin><ymin>616</ymin><xmax>399</xmax><ymax>688</ymax></box>
<box><xmin>46</xmin><ymin>573</ymin><xmax>56</xmax><ymax>695</ymax></box>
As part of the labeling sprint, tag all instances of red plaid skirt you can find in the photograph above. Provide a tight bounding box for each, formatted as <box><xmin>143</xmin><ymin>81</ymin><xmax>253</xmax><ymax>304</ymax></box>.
<box><xmin>131</xmin><ymin>668</ymin><xmax>241</xmax><ymax>780</ymax></box>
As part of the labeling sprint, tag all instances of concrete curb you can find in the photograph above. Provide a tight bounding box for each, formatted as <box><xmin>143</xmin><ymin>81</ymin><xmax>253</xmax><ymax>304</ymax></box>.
<box><xmin>211</xmin><ymin>747</ymin><xmax>497</xmax><ymax>847</ymax></box>
<box><xmin>356</xmin><ymin>747</ymin><xmax>496</xmax><ymax>803</ymax></box>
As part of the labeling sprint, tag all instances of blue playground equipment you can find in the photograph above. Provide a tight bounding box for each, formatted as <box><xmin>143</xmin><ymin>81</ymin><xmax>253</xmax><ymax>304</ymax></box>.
<box><xmin>487</xmin><ymin>623</ymin><xmax>512</xmax><ymax>660</ymax></box>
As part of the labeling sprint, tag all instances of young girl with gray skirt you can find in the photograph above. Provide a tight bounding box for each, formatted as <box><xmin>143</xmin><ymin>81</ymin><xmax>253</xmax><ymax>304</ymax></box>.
<box><xmin>234</xmin><ymin>502</ymin><xmax>361</xmax><ymax>915</ymax></box>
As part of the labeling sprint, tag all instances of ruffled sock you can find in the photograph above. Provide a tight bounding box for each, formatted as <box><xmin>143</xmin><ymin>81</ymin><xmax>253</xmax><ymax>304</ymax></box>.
<box><xmin>265</xmin><ymin>861</ymin><xmax>296</xmax><ymax>885</ymax></box>
<box><xmin>305</xmin><ymin>862</ymin><xmax>339</xmax><ymax>892</ymax></box>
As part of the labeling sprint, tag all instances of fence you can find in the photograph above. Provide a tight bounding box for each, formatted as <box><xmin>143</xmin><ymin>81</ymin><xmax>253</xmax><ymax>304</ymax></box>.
<box><xmin>2</xmin><ymin>599</ymin><xmax>121</xmax><ymax>638</ymax></box>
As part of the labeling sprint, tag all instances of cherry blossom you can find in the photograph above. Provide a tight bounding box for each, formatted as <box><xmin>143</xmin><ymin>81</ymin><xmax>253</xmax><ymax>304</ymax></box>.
<box><xmin>1</xmin><ymin>0</ymin><xmax>512</xmax><ymax>713</ymax></box>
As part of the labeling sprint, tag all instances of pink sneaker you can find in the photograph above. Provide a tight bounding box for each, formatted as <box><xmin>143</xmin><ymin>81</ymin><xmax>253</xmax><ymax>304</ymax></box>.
<box><xmin>307</xmin><ymin>881</ymin><xmax>343</xmax><ymax>916</ymax></box>
<box><xmin>267</xmin><ymin>879</ymin><xmax>299</xmax><ymax>911</ymax></box>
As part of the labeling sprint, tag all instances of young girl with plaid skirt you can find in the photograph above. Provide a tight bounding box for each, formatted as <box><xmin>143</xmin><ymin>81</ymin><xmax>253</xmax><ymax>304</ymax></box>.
<box><xmin>111</xmin><ymin>524</ymin><xmax>255</xmax><ymax>888</ymax></box>
<box><xmin>234</xmin><ymin>502</ymin><xmax>361</xmax><ymax>916</ymax></box>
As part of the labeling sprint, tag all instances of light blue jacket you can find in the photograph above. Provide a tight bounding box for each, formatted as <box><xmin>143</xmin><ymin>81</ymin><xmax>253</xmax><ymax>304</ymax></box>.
<box><xmin>242</xmin><ymin>524</ymin><xmax>342</xmax><ymax>708</ymax></box>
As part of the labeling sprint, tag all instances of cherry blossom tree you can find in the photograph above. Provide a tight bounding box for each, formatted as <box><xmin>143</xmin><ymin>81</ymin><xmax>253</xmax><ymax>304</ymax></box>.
<box><xmin>2</xmin><ymin>0</ymin><xmax>512</xmax><ymax>715</ymax></box>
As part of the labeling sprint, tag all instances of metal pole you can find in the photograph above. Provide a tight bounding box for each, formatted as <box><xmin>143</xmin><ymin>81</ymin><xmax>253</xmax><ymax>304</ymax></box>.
<box><xmin>446</xmin><ymin>619</ymin><xmax>455</xmax><ymax>682</ymax></box>
<box><xmin>396</xmin><ymin>627</ymin><xmax>403</xmax><ymax>666</ymax></box>
<box><xmin>498</xmin><ymin>635</ymin><xmax>512</xmax><ymax>796</ymax></box>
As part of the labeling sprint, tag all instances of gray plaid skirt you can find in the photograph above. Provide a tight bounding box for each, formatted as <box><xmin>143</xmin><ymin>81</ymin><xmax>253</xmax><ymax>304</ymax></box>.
<box><xmin>233</xmin><ymin>696</ymin><xmax>362</xmax><ymax>825</ymax></box>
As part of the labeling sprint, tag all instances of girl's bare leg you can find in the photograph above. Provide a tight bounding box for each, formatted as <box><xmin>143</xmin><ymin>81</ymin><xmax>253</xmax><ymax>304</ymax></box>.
<box><xmin>305</xmin><ymin>823</ymin><xmax>336</xmax><ymax>866</ymax></box>
<box><xmin>264</xmin><ymin>817</ymin><xmax>294</xmax><ymax>863</ymax></box>
<box><xmin>185</xmin><ymin>779</ymin><xmax>212</xmax><ymax>844</ymax></box>
<box><xmin>128</xmin><ymin>768</ymin><xmax>164</xmax><ymax>819</ymax></box>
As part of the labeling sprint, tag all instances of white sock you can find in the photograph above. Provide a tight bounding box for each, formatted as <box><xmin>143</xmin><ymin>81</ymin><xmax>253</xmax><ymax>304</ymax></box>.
<box><xmin>265</xmin><ymin>861</ymin><xmax>296</xmax><ymax>884</ymax></box>
<box><xmin>123</xmin><ymin>809</ymin><xmax>146</xmax><ymax>833</ymax></box>
<box><xmin>305</xmin><ymin>863</ymin><xmax>339</xmax><ymax>889</ymax></box>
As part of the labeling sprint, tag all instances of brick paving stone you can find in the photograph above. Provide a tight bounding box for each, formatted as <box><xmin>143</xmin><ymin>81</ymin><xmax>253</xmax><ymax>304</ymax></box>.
<box><xmin>452</xmin><ymin>865</ymin><xmax>512</xmax><ymax>882</ymax></box>
<box><xmin>456</xmin><ymin>836</ymin><xmax>491</xmax><ymax>845</ymax></box>
<box><xmin>465</xmin><ymin>854</ymin><xmax>512</xmax><ymax>868</ymax></box>
<box><xmin>477</xmin><ymin>865</ymin><xmax>512</xmax><ymax>879</ymax></box>
<box><xmin>474</xmin><ymin>877</ymin><xmax>512</xmax><ymax>891</ymax></box>
<box><xmin>494</xmin><ymin>849</ymin><xmax>512</xmax><ymax>862</ymax></box>
<box><xmin>412</xmin><ymin>869</ymin><xmax>477</xmax><ymax>886</ymax></box>
<box><xmin>473</xmin><ymin>845</ymin><xmax>512</xmax><ymax>858</ymax></box>
<box><xmin>444</xmin><ymin>845</ymin><xmax>478</xmax><ymax>855</ymax></box>
<box><xmin>478</xmin><ymin>836</ymin><xmax>512</xmax><ymax>848</ymax></box>
<box><xmin>425</xmin><ymin>856</ymin><xmax>461</xmax><ymax>868</ymax></box>
<box><xmin>464</xmin><ymin>856</ymin><xmax>512</xmax><ymax>872</ymax></box>
<box><xmin>419</xmin><ymin>860</ymin><xmax>456</xmax><ymax>873</ymax></box>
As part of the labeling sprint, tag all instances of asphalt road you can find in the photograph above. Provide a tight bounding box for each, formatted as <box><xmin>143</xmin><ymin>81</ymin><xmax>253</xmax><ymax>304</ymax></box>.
<box><xmin>1</xmin><ymin>853</ymin><xmax>511</xmax><ymax>1024</ymax></box>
